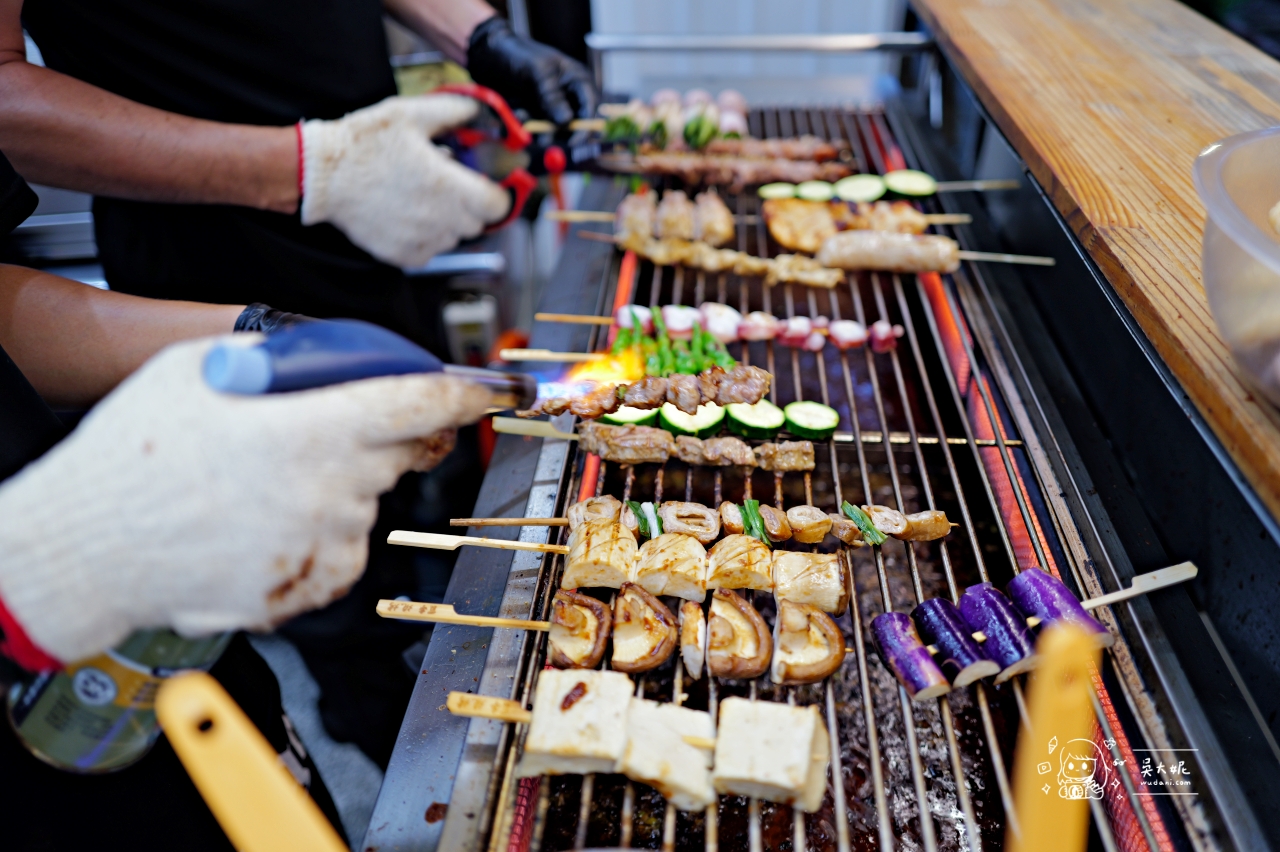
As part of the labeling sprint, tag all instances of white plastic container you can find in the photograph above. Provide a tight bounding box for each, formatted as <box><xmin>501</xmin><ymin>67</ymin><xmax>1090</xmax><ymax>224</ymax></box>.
<box><xmin>1193</xmin><ymin>127</ymin><xmax>1280</xmax><ymax>406</ymax></box>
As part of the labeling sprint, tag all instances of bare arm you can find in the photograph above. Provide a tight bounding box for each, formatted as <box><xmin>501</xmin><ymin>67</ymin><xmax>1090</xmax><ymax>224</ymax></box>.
<box><xmin>0</xmin><ymin>0</ymin><xmax>297</xmax><ymax>213</ymax></box>
<box><xmin>0</xmin><ymin>264</ymin><xmax>243</xmax><ymax>407</ymax></box>
<box><xmin>383</xmin><ymin>0</ymin><xmax>495</xmax><ymax>64</ymax></box>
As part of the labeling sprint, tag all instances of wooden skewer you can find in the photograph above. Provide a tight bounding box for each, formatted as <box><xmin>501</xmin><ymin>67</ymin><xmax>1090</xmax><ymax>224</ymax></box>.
<box><xmin>926</xmin><ymin>562</ymin><xmax>1198</xmax><ymax>650</ymax></box>
<box><xmin>452</xmin><ymin>517</ymin><xmax>570</xmax><ymax>527</ymax></box>
<box><xmin>575</xmin><ymin>230</ymin><xmax>1055</xmax><ymax>267</ymax></box>
<box><xmin>934</xmin><ymin>179</ymin><xmax>1021</xmax><ymax>192</ymax></box>
<box><xmin>499</xmin><ymin>348</ymin><xmax>605</xmax><ymax>362</ymax></box>
<box><xmin>957</xmin><ymin>250</ymin><xmax>1056</xmax><ymax>267</ymax></box>
<box><xmin>534</xmin><ymin>312</ymin><xmax>614</xmax><ymax>324</ymax></box>
<box><xmin>445</xmin><ymin>691</ymin><xmax>717</xmax><ymax>749</ymax></box>
<box><xmin>387</xmin><ymin>530</ymin><xmax>570</xmax><ymax>555</ymax></box>
<box><xmin>377</xmin><ymin>599</ymin><xmax>551</xmax><ymax>631</ymax></box>
<box><xmin>522</xmin><ymin>118</ymin><xmax>606</xmax><ymax>134</ymax></box>
<box><xmin>546</xmin><ymin>210</ymin><xmax>972</xmax><ymax>226</ymax></box>
<box><xmin>491</xmin><ymin>417</ymin><xmax>578</xmax><ymax>441</ymax></box>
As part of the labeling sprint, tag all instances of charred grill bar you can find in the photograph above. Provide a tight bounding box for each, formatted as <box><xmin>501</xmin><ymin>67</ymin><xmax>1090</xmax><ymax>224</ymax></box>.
<box><xmin>360</xmin><ymin>95</ymin><xmax>1235</xmax><ymax>852</ymax></box>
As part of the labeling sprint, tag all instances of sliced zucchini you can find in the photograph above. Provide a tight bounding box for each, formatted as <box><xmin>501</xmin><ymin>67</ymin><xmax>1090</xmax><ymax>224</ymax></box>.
<box><xmin>757</xmin><ymin>182</ymin><xmax>797</xmax><ymax>200</ymax></box>
<box><xmin>659</xmin><ymin>402</ymin><xmax>725</xmax><ymax>438</ymax></box>
<box><xmin>601</xmin><ymin>405</ymin><xmax>658</xmax><ymax>427</ymax></box>
<box><xmin>784</xmin><ymin>400</ymin><xmax>840</xmax><ymax>441</ymax></box>
<box><xmin>834</xmin><ymin>174</ymin><xmax>887</xmax><ymax>203</ymax></box>
<box><xmin>883</xmin><ymin>169</ymin><xmax>938</xmax><ymax>198</ymax></box>
<box><xmin>796</xmin><ymin>181</ymin><xmax>834</xmax><ymax>202</ymax></box>
<box><xmin>726</xmin><ymin>399</ymin><xmax>785</xmax><ymax>440</ymax></box>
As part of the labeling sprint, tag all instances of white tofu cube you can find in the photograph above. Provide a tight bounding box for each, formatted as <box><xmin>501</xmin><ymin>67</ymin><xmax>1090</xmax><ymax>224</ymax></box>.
<box><xmin>632</xmin><ymin>533</ymin><xmax>707</xmax><ymax>601</ymax></box>
<box><xmin>618</xmin><ymin>699</ymin><xmax>716</xmax><ymax>811</ymax></box>
<box><xmin>517</xmin><ymin>669</ymin><xmax>634</xmax><ymax>777</ymax></box>
<box><xmin>711</xmin><ymin>697</ymin><xmax>830</xmax><ymax>812</ymax></box>
<box><xmin>562</xmin><ymin>520</ymin><xmax>637</xmax><ymax>590</ymax></box>
<box><xmin>772</xmin><ymin>552</ymin><xmax>848</xmax><ymax>614</ymax></box>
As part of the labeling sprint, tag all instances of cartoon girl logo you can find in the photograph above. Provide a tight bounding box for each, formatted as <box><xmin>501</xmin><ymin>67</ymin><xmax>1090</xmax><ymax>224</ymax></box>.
<box><xmin>1057</xmin><ymin>738</ymin><xmax>1108</xmax><ymax>800</ymax></box>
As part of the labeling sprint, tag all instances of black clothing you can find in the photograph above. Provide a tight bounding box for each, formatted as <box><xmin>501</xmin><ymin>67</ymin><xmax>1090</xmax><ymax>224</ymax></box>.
<box><xmin>22</xmin><ymin>0</ymin><xmax>418</xmax><ymax>337</ymax></box>
<box><xmin>22</xmin><ymin>0</ymin><xmax>393</xmax><ymax>128</ymax></box>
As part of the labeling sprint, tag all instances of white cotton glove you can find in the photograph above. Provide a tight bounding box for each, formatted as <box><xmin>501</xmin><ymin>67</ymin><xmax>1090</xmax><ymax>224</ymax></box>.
<box><xmin>0</xmin><ymin>336</ymin><xmax>494</xmax><ymax>663</ymax></box>
<box><xmin>300</xmin><ymin>94</ymin><xmax>512</xmax><ymax>268</ymax></box>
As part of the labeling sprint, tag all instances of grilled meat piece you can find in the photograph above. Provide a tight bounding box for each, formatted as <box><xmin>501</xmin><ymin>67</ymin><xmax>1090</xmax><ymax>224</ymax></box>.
<box><xmin>898</xmin><ymin>509</ymin><xmax>952</xmax><ymax>542</ymax></box>
<box><xmin>623</xmin><ymin>375</ymin><xmax>669</xmax><ymax>408</ymax></box>
<box><xmin>567</xmin><ymin>496</ymin><xmax>623</xmax><ymax>530</ymax></box>
<box><xmin>516</xmin><ymin>396</ymin><xmax>572</xmax><ymax>418</ymax></box>
<box><xmin>633</xmin><ymin>150</ymin><xmax>852</xmax><ymax>193</ymax></box>
<box><xmin>732</xmin><ymin>253</ymin><xmax>774</xmax><ymax>278</ymax></box>
<box><xmin>763</xmin><ymin>197</ymin><xmax>836</xmax><ymax>254</ymax></box>
<box><xmin>816</xmin><ymin>230</ymin><xmax>960</xmax><ymax>274</ymax></box>
<box><xmin>757</xmin><ymin>504</ymin><xmax>792</xmax><ymax>542</ymax></box>
<box><xmin>549</xmin><ymin>590</ymin><xmax>612</xmax><ymax>669</ymax></box>
<box><xmin>674</xmin><ymin>435</ymin><xmax>708</xmax><ymax>465</ymax></box>
<box><xmin>569</xmin><ymin>382</ymin><xmax>623</xmax><ymax>419</ymax></box>
<box><xmin>616</xmin><ymin>191</ymin><xmax>657</xmax><ymax>253</ymax></box>
<box><xmin>755</xmin><ymin>440</ymin><xmax>815</xmax><ymax>472</ymax></box>
<box><xmin>786</xmin><ymin>505</ymin><xmax>833</xmax><ymax>544</ymax></box>
<box><xmin>577</xmin><ymin>422</ymin><xmax>675</xmax><ymax>465</ymax></box>
<box><xmin>697</xmin><ymin>365</ymin><xmax>726</xmax><ymax>402</ymax></box>
<box><xmin>659</xmin><ymin>501</ymin><xmax>721</xmax><ymax>545</ymax></box>
<box><xmin>765</xmin><ymin>254</ymin><xmax>845</xmax><ymax>289</ymax></box>
<box><xmin>693</xmin><ymin>189</ymin><xmax>736</xmax><ymax>247</ymax></box>
<box><xmin>655</xmin><ymin>190</ymin><xmax>696</xmax><ymax>241</ymax></box>
<box><xmin>703</xmin><ymin>436</ymin><xmax>756</xmax><ymax>467</ymax></box>
<box><xmin>854</xmin><ymin>200</ymin><xmax>929</xmax><ymax>235</ymax></box>
<box><xmin>710</xmin><ymin>365</ymin><xmax>772</xmax><ymax>406</ymax></box>
<box><xmin>862</xmin><ymin>504</ymin><xmax>908</xmax><ymax>537</ymax></box>
<box><xmin>687</xmin><ymin>241</ymin><xmax>741</xmax><ymax>272</ymax></box>
<box><xmin>704</xmin><ymin>135</ymin><xmax>841</xmax><ymax>162</ymax></box>
<box><xmin>637</xmin><ymin>237</ymin><xmax>697</xmax><ymax>267</ymax></box>
<box><xmin>828</xmin><ymin>513</ymin><xmax>865</xmax><ymax>546</ymax></box>
<box><xmin>632</xmin><ymin>532</ymin><xmax>707</xmax><ymax>601</ymax></box>
<box><xmin>719</xmin><ymin>501</ymin><xmax>744</xmax><ymax>535</ymax></box>
<box><xmin>667</xmin><ymin>373</ymin><xmax>703</xmax><ymax>415</ymax></box>
<box><xmin>611</xmin><ymin>583</ymin><xmax>678</xmax><ymax>674</ymax></box>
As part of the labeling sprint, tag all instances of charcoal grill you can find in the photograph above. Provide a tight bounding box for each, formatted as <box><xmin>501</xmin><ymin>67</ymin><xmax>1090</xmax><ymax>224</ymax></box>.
<box><xmin>359</xmin><ymin>97</ymin><xmax>1249</xmax><ymax>852</ymax></box>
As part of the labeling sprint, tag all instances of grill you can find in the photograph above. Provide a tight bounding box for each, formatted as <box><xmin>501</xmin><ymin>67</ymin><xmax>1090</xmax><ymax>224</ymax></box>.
<box><xmin>396</xmin><ymin>105</ymin><xmax>1201</xmax><ymax>852</ymax></box>
<box><xmin>363</xmin><ymin>101</ymin><xmax>1224</xmax><ymax>852</ymax></box>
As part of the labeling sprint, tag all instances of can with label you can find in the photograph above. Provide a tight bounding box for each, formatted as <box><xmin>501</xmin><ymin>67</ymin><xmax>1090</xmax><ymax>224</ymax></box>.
<box><xmin>6</xmin><ymin>629</ymin><xmax>231</xmax><ymax>773</ymax></box>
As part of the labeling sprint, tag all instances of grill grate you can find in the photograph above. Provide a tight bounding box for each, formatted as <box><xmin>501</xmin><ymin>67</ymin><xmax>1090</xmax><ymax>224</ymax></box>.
<box><xmin>482</xmin><ymin>106</ymin><xmax>1175</xmax><ymax>852</ymax></box>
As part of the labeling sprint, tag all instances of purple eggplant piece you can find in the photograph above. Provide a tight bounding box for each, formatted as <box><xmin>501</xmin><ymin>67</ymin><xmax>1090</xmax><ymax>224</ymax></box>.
<box><xmin>1007</xmin><ymin>568</ymin><xmax>1114</xmax><ymax>648</ymax></box>
<box><xmin>872</xmin><ymin>612</ymin><xmax>950</xmax><ymax>701</ymax></box>
<box><xmin>912</xmin><ymin>598</ymin><xmax>1000</xmax><ymax>687</ymax></box>
<box><xmin>958</xmin><ymin>583</ymin><xmax>1038</xmax><ymax>682</ymax></box>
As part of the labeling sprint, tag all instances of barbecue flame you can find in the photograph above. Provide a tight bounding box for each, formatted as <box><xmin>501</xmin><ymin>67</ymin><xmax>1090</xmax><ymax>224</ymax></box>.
<box><xmin>563</xmin><ymin>346</ymin><xmax>646</xmax><ymax>384</ymax></box>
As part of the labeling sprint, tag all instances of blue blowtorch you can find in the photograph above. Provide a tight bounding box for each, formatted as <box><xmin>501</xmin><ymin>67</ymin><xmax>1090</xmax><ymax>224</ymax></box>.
<box><xmin>203</xmin><ymin>319</ymin><xmax>538</xmax><ymax>408</ymax></box>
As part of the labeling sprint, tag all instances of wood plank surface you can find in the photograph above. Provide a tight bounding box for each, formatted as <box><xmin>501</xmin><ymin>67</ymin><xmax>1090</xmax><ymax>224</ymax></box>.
<box><xmin>913</xmin><ymin>0</ymin><xmax>1280</xmax><ymax>520</ymax></box>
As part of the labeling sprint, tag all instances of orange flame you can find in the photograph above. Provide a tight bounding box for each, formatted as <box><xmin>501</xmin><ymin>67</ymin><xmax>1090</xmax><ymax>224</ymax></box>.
<box><xmin>563</xmin><ymin>346</ymin><xmax>646</xmax><ymax>384</ymax></box>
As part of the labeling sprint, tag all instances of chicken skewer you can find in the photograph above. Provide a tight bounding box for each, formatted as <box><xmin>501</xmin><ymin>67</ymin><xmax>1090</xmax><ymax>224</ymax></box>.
<box><xmin>545</xmin><ymin>207</ymin><xmax>970</xmax><ymax>227</ymax></box>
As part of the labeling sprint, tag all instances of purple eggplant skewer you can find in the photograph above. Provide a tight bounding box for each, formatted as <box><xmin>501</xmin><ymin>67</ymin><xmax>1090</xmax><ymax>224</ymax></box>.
<box><xmin>958</xmin><ymin>583</ymin><xmax>1038</xmax><ymax>682</ymax></box>
<box><xmin>1007</xmin><ymin>568</ymin><xmax>1114</xmax><ymax>648</ymax></box>
<box><xmin>912</xmin><ymin>598</ymin><xmax>1000</xmax><ymax>687</ymax></box>
<box><xmin>872</xmin><ymin>612</ymin><xmax>951</xmax><ymax>701</ymax></box>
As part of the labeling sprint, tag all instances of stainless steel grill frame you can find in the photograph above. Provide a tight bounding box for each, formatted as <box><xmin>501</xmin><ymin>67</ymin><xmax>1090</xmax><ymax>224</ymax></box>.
<box><xmin>364</xmin><ymin>105</ymin><xmax>1223</xmax><ymax>852</ymax></box>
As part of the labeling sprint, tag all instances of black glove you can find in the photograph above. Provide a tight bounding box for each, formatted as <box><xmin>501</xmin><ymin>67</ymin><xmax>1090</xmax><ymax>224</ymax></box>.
<box><xmin>233</xmin><ymin>303</ymin><xmax>314</xmax><ymax>334</ymax></box>
<box><xmin>467</xmin><ymin>16</ymin><xmax>598</xmax><ymax>127</ymax></box>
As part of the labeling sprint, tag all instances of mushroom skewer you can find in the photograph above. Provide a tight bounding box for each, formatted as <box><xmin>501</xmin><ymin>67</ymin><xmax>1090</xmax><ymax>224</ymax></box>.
<box><xmin>706</xmin><ymin>589</ymin><xmax>772</xmax><ymax>679</ymax></box>
<box><xmin>611</xmin><ymin>583</ymin><xmax>679</xmax><ymax>673</ymax></box>
<box><xmin>771</xmin><ymin>602</ymin><xmax>846</xmax><ymax>685</ymax></box>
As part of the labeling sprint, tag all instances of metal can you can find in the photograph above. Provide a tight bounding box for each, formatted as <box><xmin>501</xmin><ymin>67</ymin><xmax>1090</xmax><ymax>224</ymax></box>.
<box><xmin>6</xmin><ymin>629</ymin><xmax>231</xmax><ymax>773</ymax></box>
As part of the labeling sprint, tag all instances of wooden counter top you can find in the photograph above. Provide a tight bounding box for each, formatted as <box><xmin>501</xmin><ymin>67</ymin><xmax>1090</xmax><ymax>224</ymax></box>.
<box><xmin>912</xmin><ymin>0</ymin><xmax>1280</xmax><ymax>521</ymax></box>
